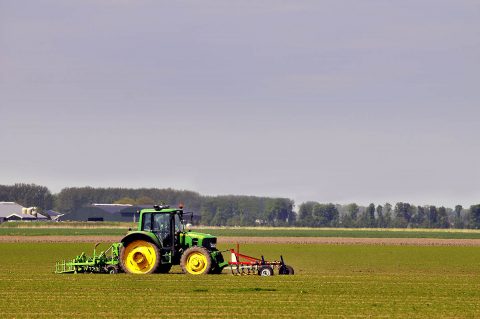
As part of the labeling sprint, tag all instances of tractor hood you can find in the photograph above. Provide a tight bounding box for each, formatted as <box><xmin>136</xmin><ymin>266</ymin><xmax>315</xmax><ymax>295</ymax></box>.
<box><xmin>183</xmin><ymin>231</ymin><xmax>216</xmax><ymax>240</ymax></box>
<box><xmin>180</xmin><ymin>231</ymin><xmax>217</xmax><ymax>249</ymax></box>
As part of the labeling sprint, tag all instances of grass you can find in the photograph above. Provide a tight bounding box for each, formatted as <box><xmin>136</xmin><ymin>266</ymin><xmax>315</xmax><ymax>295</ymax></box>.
<box><xmin>0</xmin><ymin>228</ymin><xmax>128</xmax><ymax>236</ymax></box>
<box><xmin>0</xmin><ymin>221</ymin><xmax>134</xmax><ymax>228</ymax></box>
<box><xmin>3</xmin><ymin>225</ymin><xmax>480</xmax><ymax>239</ymax></box>
<box><xmin>195</xmin><ymin>227</ymin><xmax>480</xmax><ymax>239</ymax></box>
<box><xmin>0</xmin><ymin>242</ymin><xmax>479</xmax><ymax>318</ymax></box>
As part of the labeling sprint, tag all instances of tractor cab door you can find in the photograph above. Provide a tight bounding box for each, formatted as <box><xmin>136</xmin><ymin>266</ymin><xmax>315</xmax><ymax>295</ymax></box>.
<box><xmin>151</xmin><ymin>213</ymin><xmax>173</xmax><ymax>248</ymax></box>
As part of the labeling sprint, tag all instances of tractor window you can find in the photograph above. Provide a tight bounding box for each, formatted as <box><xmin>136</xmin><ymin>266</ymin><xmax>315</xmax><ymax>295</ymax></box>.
<box><xmin>152</xmin><ymin>213</ymin><xmax>170</xmax><ymax>240</ymax></box>
<box><xmin>174</xmin><ymin>214</ymin><xmax>182</xmax><ymax>232</ymax></box>
<box><xmin>142</xmin><ymin>213</ymin><xmax>152</xmax><ymax>231</ymax></box>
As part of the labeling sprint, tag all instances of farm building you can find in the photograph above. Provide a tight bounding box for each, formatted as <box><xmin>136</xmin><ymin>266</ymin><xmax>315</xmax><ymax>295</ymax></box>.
<box><xmin>42</xmin><ymin>210</ymin><xmax>64</xmax><ymax>221</ymax></box>
<box><xmin>61</xmin><ymin>204</ymin><xmax>142</xmax><ymax>222</ymax></box>
<box><xmin>0</xmin><ymin>202</ymin><xmax>50</xmax><ymax>222</ymax></box>
<box><xmin>61</xmin><ymin>203</ymin><xmax>201</xmax><ymax>223</ymax></box>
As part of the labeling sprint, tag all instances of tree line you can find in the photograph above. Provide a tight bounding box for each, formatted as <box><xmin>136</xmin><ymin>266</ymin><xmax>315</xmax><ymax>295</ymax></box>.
<box><xmin>0</xmin><ymin>184</ymin><xmax>53</xmax><ymax>209</ymax></box>
<box><xmin>56</xmin><ymin>187</ymin><xmax>295</xmax><ymax>226</ymax></box>
<box><xmin>1</xmin><ymin>183</ymin><xmax>480</xmax><ymax>228</ymax></box>
<box><xmin>297</xmin><ymin>202</ymin><xmax>480</xmax><ymax>229</ymax></box>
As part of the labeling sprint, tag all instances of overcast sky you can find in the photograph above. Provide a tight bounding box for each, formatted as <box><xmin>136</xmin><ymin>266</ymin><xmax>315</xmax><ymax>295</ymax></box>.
<box><xmin>1</xmin><ymin>0</ymin><xmax>479</xmax><ymax>207</ymax></box>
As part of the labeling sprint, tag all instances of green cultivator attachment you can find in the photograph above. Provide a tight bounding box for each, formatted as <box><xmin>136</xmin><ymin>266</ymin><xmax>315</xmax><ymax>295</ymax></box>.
<box><xmin>55</xmin><ymin>243</ymin><xmax>121</xmax><ymax>274</ymax></box>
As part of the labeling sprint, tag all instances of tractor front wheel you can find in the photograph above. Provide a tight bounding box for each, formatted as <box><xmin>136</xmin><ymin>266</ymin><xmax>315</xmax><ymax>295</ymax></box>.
<box><xmin>120</xmin><ymin>240</ymin><xmax>160</xmax><ymax>274</ymax></box>
<box><xmin>180</xmin><ymin>246</ymin><xmax>212</xmax><ymax>275</ymax></box>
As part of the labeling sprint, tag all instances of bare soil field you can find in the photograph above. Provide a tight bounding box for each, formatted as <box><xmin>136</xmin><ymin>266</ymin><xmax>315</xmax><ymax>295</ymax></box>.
<box><xmin>3</xmin><ymin>235</ymin><xmax>480</xmax><ymax>246</ymax></box>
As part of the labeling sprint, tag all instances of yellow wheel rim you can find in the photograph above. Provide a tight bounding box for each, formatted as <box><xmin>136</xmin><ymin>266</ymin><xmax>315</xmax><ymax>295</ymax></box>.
<box><xmin>123</xmin><ymin>240</ymin><xmax>157</xmax><ymax>274</ymax></box>
<box><xmin>185</xmin><ymin>252</ymin><xmax>208</xmax><ymax>275</ymax></box>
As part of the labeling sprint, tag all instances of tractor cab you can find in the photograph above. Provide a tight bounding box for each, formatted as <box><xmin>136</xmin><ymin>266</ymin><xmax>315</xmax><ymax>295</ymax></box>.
<box><xmin>118</xmin><ymin>205</ymin><xmax>228</xmax><ymax>275</ymax></box>
<box><xmin>139</xmin><ymin>205</ymin><xmax>183</xmax><ymax>248</ymax></box>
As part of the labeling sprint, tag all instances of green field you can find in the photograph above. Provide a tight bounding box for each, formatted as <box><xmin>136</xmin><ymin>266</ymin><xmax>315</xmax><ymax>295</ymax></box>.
<box><xmin>0</xmin><ymin>227</ymin><xmax>127</xmax><ymax>236</ymax></box>
<box><xmin>0</xmin><ymin>243</ymin><xmax>479</xmax><ymax>318</ymax></box>
<box><xmin>3</xmin><ymin>225</ymin><xmax>480</xmax><ymax>239</ymax></box>
<box><xmin>197</xmin><ymin>228</ymin><xmax>480</xmax><ymax>239</ymax></box>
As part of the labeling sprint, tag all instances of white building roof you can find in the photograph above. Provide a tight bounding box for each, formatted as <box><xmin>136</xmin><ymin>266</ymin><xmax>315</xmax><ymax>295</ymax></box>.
<box><xmin>0</xmin><ymin>202</ymin><xmax>25</xmax><ymax>218</ymax></box>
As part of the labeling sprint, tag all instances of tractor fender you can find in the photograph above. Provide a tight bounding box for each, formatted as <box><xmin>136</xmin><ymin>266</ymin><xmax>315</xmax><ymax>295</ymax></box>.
<box><xmin>120</xmin><ymin>231</ymin><xmax>162</xmax><ymax>248</ymax></box>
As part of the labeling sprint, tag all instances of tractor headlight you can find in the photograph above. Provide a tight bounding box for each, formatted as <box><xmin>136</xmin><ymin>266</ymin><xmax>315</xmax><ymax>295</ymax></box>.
<box><xmin>210</xmin><ymin>242</ymin><xmax>216</xmax><ymax>248</ymax></box>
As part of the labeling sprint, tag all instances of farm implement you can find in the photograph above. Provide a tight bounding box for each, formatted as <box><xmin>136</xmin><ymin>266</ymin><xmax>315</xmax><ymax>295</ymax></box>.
<box><xmin>55</xmin><ymin>243</ymin><xmax>121</xmax><ymax>274</ymax></box>
<box><xmin>55</xmin><ymin>205</ymin><xmax>294</xmax><ymax>276</ymax></box>
<box><xmin>227</xmin><ymin>244</ymin><xmax>294</xmax><ymax>276</ymax></box>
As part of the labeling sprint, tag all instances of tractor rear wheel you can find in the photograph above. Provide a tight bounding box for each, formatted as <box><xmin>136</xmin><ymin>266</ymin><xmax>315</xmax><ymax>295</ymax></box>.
<box><xmin>120</xmin><ymin>240</ymin><xmax>160</xmax><ymax>274</ymax></box>
<box><xmin>180</xmin><ymin>246</ymin><xmax>212</xmax><ymax>275</ymax></box>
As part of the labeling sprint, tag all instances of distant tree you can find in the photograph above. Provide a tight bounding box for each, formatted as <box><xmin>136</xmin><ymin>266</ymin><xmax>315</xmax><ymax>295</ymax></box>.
<box><xmin>384</xmin><ymin>203</ymin><xmax>393</xmax><ymax>227</ymax></box>
<box><xmin>263</xmin><ymin>198</ymin><xmax>294</xmax><ymax>226</ymax></box>
<box><xmin>412</xmin><ymin>206</ymin><xmax>427</xmax><ymax>228</ymax></box>
<box><xmin>427</xmin><ymin>206</ymin><xmax>438</xmax><ymax>228</ymax></box>
<box><xmin>437</xmin><ymin>206</ymin><xmax>450</xmax><ymax>228</ymax></box>
<box><xmin>0</xmin><ymin>183</ymin><xmax>53</xmax><ymax>209</ymax></box>
<box><xmin>360</xmin><ymin>203</ymin><xmax>376</xmax><ymax>228</ymax></box>
<box><xmin>298</xmin><ymin>202</ymin><xmax>315</xmax><ymax>225</ymax></box>
<box><xmin>394</xmin><ymin>202</ymin><xmax>413</xmax><ymax>227</ymax></box>
<box><xmin>312</xmin><ymin>203</ymin><xmax>339</xmax><ymax>227</ymax></box>
<box><xmin>376</xmin><ymin>205</ymin><xmax>385</xmax><ymax>228</ymax></box>
<box><xmin>453</xmin><ymin>205</ymin><xmax>464</xmax><ymax>228</ymax></box>
<box><xmin>468</xmin><ymin>205</ymin><xmax>480</xmax><ymax>229</ymax></box>
<box><xmin>341</xmin><ymin>203</ymin><xmax>359</xmax><ymax>227</ymax></box>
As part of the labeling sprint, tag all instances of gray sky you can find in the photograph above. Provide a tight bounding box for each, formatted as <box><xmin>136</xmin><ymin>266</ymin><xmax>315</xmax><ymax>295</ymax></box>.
<box><xmin>1</xmin><ymin>0</ymin><xmax>479</xmax><ymax>208</ymax></box>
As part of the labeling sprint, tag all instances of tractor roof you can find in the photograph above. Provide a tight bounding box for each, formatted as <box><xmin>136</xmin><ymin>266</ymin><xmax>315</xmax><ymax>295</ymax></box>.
<box><xmin>140</xmin><ymin>207</ymin><xmax>181</xmax><ymax>214</ymax></box>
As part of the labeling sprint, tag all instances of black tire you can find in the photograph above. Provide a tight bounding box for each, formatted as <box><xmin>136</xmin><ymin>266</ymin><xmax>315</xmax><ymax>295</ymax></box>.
<box><xmin>119</xmin><ymin>240</ymin><xmax>160</xmax><ymax>274</ymax></box>
<box><xmin>279</xmin><ymin>265</ymin><xmax>294</xmax><ymax>275</ymax></box>
<box><xmin>210</xmin><ymin>265</ymin><xmax>223</xmax><ymax>274</ymax></box>
<box><xmin>106</xmin><ymin>265</ymin><xmax>118</xmax><ymax>274</ymax></box>
<box><xmin>156</xmin><ymin>264</ymin><xmax>172</xmax><ymax>274</ymax></box>
<box><xmin>180</xmin><ymin>246</ymin><xmax>212</xmax><ymax>275</ymax></box>
<box><xmin>258</xmin><ymin>265</ymin><xmax>274</xmax><ymax>276</ymax></box>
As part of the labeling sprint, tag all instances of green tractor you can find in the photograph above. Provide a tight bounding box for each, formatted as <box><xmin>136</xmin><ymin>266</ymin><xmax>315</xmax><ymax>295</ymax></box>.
<box><xmin>119</xmin><ymin>205</ymin><xmax>227</xmax><ymax>275</ymax></box>
<box><xmin>56</xmin><ymin>204</ymin><xmax>294</xmax><ymax>276</ymax></box>
<box><xmin>56</xmin><ymin>205</ymin><xmax>228</xmax><ymax>275</ymax></box>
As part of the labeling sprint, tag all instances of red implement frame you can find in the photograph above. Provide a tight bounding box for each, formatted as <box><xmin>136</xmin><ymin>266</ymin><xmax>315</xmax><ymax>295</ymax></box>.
<box><xmin>227</xmin><ymin>243</ymin><xmax>286</xmax><ymax>276</ymax></box>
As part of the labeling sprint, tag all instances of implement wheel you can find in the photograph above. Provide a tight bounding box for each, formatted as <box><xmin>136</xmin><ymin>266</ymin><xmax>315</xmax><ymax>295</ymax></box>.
<box><xmin>120</xmin><ymin>240</ymin><xmax>160</xmax><ymax>274</ymax></box>
<box><xmin>106</xmin><ymin>265</ymin><xmax>118</xmax><ymax>274</ymax></box>
<box><xmin>258</xmin><ymin>266</ymin><xmax>274</xmax><ymax>276</ymax></box>
<box><xmin>279</xmin><ymin>265</ymin><xmax>294</xmax><ymax>275</ymax></box>
<box><xmin>180</xmin><ymin>246</ymin><xmax>212</xmax><ymax>275</ymax></box>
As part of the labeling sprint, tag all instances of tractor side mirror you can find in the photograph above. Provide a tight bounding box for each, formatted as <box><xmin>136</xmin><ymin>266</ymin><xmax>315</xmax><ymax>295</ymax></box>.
<box><xmin>185</xmin><ymin>223</ymin><xmax>192</xmax><ymax>231</ymax></box>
